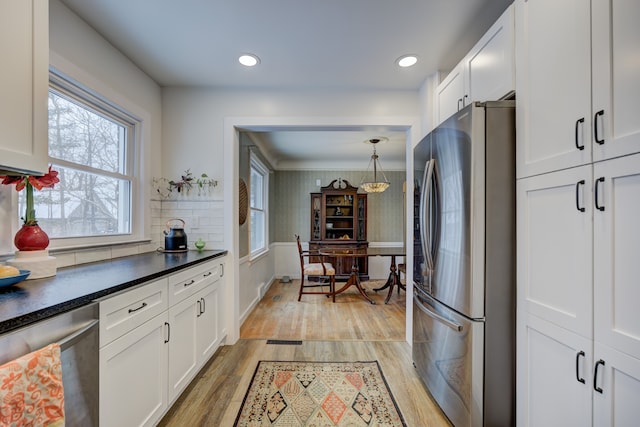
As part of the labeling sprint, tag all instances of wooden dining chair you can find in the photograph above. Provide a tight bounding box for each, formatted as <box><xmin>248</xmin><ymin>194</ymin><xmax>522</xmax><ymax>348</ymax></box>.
<box><xmin>295</xmin><ymin>235</ymin><xmax>336</xmax><ymax>302</ymax></box>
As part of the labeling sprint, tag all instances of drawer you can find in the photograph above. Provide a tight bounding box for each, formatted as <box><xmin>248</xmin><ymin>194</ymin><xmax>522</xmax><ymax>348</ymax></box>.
<box><xmin>168</xmin><ymin>260</ymin><xmax>220</xmax><ymax>306</ymax></box>
<box><xmin>99</xmin><ymin>278</ymin><xmax>168</xmax><ymax>347</ymax></box>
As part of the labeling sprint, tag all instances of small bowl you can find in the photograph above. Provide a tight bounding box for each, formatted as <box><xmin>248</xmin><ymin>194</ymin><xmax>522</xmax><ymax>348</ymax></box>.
<box><xmin>0</xmin><ymin>270</ymin><xmax>31</xmax><ymax>288</ymax></box>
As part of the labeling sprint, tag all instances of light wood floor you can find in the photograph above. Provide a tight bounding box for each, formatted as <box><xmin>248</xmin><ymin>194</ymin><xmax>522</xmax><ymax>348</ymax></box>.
<box><xmin>158</xmin><ymin>279</ymin><xmax>452</xmax><ymax>426</ymax></box>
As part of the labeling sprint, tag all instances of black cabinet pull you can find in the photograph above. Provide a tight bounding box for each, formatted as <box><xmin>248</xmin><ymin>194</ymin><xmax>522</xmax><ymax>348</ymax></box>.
<box><xmin>128</xmin><ymin>302</ymin><xmax>147</xmax><ymax>313</ymax></box>
<box><xmin>463</xmin><ymin>94</ymin><xmax>469</xmax><ymax>106</ymax></box>
<box><xmin>595</xmin><ymin>177</ymin><xmax>605</xmax><ymax>211</ymax></box>
<box><xmin>220</xmin><ymin>264</ymin><xmax>224</xmax><ymax>277</ymax></box>
<box><xmin>183</xmin><ymin>279</ymin><xmax>195</xmax><ymax>287</ymax></box>
<box><xmin>575</xmin><ymin>180</ymin><xmax>586</xmax><ymax>212</ymax></box>
<box><xmin>197</xmin><ymin>299</ymin><xmax>202</xmax><ymax>317</ymax></box>
<box><xmin>203</xmin><ymin>271</ymin><xmax>212</xmax><ymax>277</ymax></box>
<box><xmin>201</xmin><ymin>297</ymin><xmax>206</xmax><ymax>314</ymax></box>
<box><xmin>594</xmin><ymin>359</ymin><xmax>605</xmax><ymax>393</ymax></box>
<box><xmin>164</xmin><ymin>322</ymin><xmax>170</xmax><ymax>343</ymax></box>
<box><xmin>594</xmin><ymin>110</ymin><xmax>605</xmax><ymax>145</ymax></box>
<box><xmin>457</xmin><ymin>98</ymin><xmax>463</xmax><ymax>111</ymax></box>
<box><xmin>575</xmin><ymin>118</ymin><xmax>585</xmax><ymax>150</ymax></box>
<box><xmin>576</xmin><ymin>351</ymin><xmax>586</xmax><ymax>384</ymax></box>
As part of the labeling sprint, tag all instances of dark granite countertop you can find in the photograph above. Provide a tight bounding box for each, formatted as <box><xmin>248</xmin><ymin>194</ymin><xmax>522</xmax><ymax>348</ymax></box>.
<box><xmin>0</xmin><ymin>249</ymin><xmax>227</xmax><ymax>335</ymax></box>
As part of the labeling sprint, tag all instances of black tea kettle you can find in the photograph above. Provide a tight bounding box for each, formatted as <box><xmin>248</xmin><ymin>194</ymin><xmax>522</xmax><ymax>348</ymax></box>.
<box><xmin>164</xmin><ymin>218</ymin><xmax>188</xmax><ymax>252</ymax></box>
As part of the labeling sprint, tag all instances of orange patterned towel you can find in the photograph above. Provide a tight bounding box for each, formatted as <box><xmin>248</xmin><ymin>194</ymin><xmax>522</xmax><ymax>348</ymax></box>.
<box><xmin>0</xmin><ymin>343</ymin><xmax>65</xmax><ymax>427</ymax></box>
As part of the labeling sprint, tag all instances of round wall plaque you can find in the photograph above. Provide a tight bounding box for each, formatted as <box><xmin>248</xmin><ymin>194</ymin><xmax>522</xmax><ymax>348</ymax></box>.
<box><xmin>239</xmin><ymin>178</ymin><xmax>248</xmax><ymax>225</ymax></box>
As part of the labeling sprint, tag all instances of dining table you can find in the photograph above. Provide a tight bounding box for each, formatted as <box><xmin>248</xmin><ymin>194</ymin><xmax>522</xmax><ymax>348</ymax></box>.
<box><xmin>318</xmin><ymin>246</ymin><xmax>405</xmax><ymax>304</ymax></box>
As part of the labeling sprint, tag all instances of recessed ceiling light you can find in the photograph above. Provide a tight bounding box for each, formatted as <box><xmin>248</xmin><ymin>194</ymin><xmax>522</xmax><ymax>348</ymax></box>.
<box><xmin>396</xmin><ymin>55</ymin><xmax>418</xmax><ymax>68</ymax></box>
<box><xmin>239</xmin><ymin>54</ymin><xmax>260</xmax><ymax>67</ymax></box>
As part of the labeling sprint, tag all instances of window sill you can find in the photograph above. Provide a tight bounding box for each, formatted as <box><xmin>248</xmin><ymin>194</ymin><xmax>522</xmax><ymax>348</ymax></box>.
<box><xmin>249</xmin><ymin>247</ymin><xmax>269</xmax><ymax>263</ymax></box>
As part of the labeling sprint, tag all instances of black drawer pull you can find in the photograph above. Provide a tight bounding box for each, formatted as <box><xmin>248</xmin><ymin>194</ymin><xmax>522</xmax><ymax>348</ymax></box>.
<box><xmin>128</xmin><ymin>302</ymin><xmax>147</xmax><ymax>313</ymax></box>
<box><xmin>183</xmin><ymin>279</ymin><xmax>195</xmax><ymax>287</ymax></box>
<box><xmin>594</xmin><ymin>110</ymin><xmax>605</xmax><ymax>145</ymax></box>
<box><xmin>201</xmin><ymin>297</ymin><xmax>206</xmax><ymax>314</ymax></box>
<box><xmin>595</xmin><ymin>177</ymin><xmax>605</xmax><ymax>211</ymax></box>
<box><xmin>576</xmin><ymin>351</ymin><xmax>586</xmax><ymax>384</ymax></box>
<box><xmin>594</xmin><ymin>359</ymin><xmax>605</xmax><ymax>393</ymax></box>
<box><xmin>575</xmin><ymin>118</ymin><xmax>585</xmax><ymax>150</ymax></box>
<box><xmin>575</xmin><ymin>180</ymin><xmax>585</xmax><ymax>212</ymax></box>
<box><xmin>203</xmin><ymin>271</ymin><xmax>212</xmax><ymax>277</ymax></box>
<box><xmin>197</xmin><ymin>299</ymin><xmax>202</xmax><ymax>317</ymax></box>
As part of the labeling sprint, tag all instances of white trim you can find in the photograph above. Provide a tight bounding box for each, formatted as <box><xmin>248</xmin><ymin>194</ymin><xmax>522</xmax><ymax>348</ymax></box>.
<box><xmin>225</xmin><ymin>115</ymin><xmax>420</xmax><ymax>346</ymax></box>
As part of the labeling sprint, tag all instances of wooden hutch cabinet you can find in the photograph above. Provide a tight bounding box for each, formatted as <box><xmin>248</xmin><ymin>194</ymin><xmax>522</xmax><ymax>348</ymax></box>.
<box><xmin>309</xmin><ymin>179</ymin><xmax>368</xmax><ymax>281</ymax></box>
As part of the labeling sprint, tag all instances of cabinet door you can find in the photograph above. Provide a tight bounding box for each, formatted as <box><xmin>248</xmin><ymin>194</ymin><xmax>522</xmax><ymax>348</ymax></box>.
<box><xmin>196</xmin><ymin>282</ymin><xmax>220</xmax><ymax>362</ymax></box>
<box><xmin>592</xmin><ymin>0</ymin><xmax>640</xmax><ymax>161</ymax></box>
<box><xmin>593</xmin><ymin>342</ymin><xmax>640</xmax><ymax>427</ymax></box>
<box><xmin>515</xmin><ymin>0</ymin><xmax>592</xmax><ymax>178</ymax></box>
<box><xmin>517</xmin><ymin>166</ymin><xmax>593</xmax><ymax>337</ymax></box>
<box><xmin>100</xmin><ymin>313</ymin><xmax>168</xmax><ymax>427</ymax></box>
<box><xmin>594</xmin><ymin>154</ymin><xmax>640</xmax><ymax>360</ymax></box>
<box><xmin>517</xmin><ymin>312</ymin><xmax>593</xmax><ymax>427</ymax></box>
<box><xmin>0</xmin><ymin>0</ymin><xmax>48</xmax><ymax>175</ymax></box>
<box><xmin>436</xmin><ymin>63</ymin><xmax>465</xmax><ymax>125</ymax></box>
<box><xmin>167</xmin><ymin>296</ymin><xmax>199</xmax><ymax>403</ymax></box>
<box><xmin>465</xmin><ymin>4</ymin><xmax>514</xmax><ymax>103</ymax></box>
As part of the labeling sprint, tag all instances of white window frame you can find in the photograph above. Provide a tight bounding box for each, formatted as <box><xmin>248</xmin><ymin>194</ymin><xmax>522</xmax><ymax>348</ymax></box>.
<box><xmin>44</xmin><ymin>69</ymin><xmax>145</xmax><ymax>249</ymax></box>
<box><xmin>249</xmin><ymin>153</ymin><xmax>269</xmax><ymax>258</ymax></box>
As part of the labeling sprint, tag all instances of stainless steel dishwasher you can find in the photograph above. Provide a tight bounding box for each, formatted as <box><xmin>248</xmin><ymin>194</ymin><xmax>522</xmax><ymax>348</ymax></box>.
<box><xmin>0</xmin><ymin>303</ymin><xmax>99</xmax><ymax>426</ymax></box>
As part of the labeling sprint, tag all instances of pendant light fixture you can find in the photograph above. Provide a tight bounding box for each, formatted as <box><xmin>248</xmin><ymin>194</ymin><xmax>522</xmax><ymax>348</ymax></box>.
<box><xmin>360</xmin><ymin>138</ymin><xmax>390</xmax><ymax>193</ymax></box>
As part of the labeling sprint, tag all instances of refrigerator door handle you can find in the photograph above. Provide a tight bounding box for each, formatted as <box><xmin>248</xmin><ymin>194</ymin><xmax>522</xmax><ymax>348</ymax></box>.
<box><xmin>414</xmin><ymin>294</ymin><xmax>463</xmax><ymax>333</ymax></box>
<box><xmin>419</xmin><ymin>159</ymin><xmax>436</xmax><ymax>273</ymax></box>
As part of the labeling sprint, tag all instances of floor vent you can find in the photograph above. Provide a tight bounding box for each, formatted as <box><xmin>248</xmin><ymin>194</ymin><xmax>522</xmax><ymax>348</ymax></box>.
<box><xmin>266</xmin><ymin>340</ymin><xmax>303</xmax><ymax>345</ymax></box>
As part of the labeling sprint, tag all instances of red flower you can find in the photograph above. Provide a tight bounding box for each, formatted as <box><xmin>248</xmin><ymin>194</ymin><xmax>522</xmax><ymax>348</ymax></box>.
<box><xmin>0</xmin><ymin>166</ymin><xmax>59</xmax><ymax>191</ymax></box>
<box><xmin>28</xmin><ymin>166</ymin><xmax>59</xmax><ymax>191</ymax></box>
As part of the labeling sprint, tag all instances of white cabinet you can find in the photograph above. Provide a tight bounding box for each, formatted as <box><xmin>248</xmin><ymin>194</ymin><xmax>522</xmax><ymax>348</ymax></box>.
<box><xmin>593</xmin><ymin>342</ymin><xmax>640</xmax><ymax>427</ymax></box>
<box><xmin>591</xmin><ymin>0</ymin><xmax>640</xmax><ymax>162</ymax></box>
<box><xmin>436</xmin><ymin>63</ymin><xmax>465</xmax><ymax>125</ymax></box>
<box><xmin>517</xmin><ymin>166</ymin><xmax>593</xmax><ymax>338</ymax></box>
<box><xmin>516</xmin><ymin>0</ymin><xmax>640</xmax><ymax>422</ymax></box>
<box><xmin>516</xmin><ymin>0</ymin><xmax>640</xmax><ymax>179</ymax></box>
<box><xmin>100</xmin><ymin>312</ymin><xmax>169</xmax><ymax>427</ymax></box>
<box><xmin>99</xmin><ymin>257</ymin><xmax>226</xmax><ymax>426</ymax></box>
<box><xmin>167</xmin><ymin>274</ymin><xmax>221</xmax><ymax>403</ymax></box>
<box><xmin>593</xmin><ymin>154</ymin><xmax>640</xmax><ymax>360</ymax></box>
<box><xmin>517</xmin><ymin>313</ymin><xmax>593</xmax><ymax>427</ymax></box>
<box><xmin>0</xmin><ymin>0</ymin><xmax>49</xmax><ymax>175</ymax></box>
<box><xmin>436</xmin><ymin>4</ymin><xmax>514</xmax><ymax>125</ymax></box>
<box><xmin>517</xmin><ymin>154</ymin><xmax>640</xmax><ymax>426</ymax></box>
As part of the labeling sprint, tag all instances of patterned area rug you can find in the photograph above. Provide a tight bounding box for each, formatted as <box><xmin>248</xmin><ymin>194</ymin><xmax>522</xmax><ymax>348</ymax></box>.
<box><xmin>234</xmin><ymin>361</ymin><xmax>406</xmax><ymax>426</ymax></box>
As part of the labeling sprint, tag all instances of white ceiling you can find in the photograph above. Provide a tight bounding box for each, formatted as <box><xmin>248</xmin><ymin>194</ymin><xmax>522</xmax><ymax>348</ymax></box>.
<box><xmin>59</xmin><ymin>0</ymin><xmax>512</xmax><ymax>169</ymax></box>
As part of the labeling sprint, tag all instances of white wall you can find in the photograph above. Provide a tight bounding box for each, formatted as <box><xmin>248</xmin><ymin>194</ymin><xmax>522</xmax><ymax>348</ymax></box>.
<box><xmin>162</xmin><ymin>87</ymin><xmax>421</xmax><ymax>342</ymax></box>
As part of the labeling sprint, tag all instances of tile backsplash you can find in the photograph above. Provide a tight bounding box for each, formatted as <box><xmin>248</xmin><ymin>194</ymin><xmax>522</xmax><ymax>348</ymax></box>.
<box><xmin>0</xmin><ymin>192</ymin><xmax>225</xmax><ymax>268</ymax></box>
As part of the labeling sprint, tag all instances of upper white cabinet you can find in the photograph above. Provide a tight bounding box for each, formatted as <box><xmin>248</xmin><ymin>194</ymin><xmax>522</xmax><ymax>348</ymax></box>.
<box><xmin>516</xmin><ymin>0</ymin><xmax>640</xmax><ymax>179</ymax></box>
<box><xmin>436</xmin><ymin>4</ymin><xmax>515</xmax><ymax>125</ymax></box>
<box><xmin>591</xmin><ymin>0</ymin><xmax>640</xmax><ymax>162</ymax></box>
<box><xmin>0</xmin><ymin>0</ymin><xmax>49</xmax><ymax>175</ymax></box>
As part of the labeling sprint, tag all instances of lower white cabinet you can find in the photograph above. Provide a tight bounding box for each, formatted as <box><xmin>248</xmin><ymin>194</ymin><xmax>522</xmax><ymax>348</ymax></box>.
<box><xmin>168</xmin><ymin>280</ymin><xmax>220</xmax><ymax>403</ymax></box>
<box><xmin>518</xmin><ymin>313</ymin><xmax>640</xmax><ymax>427</ymax></box>
<box><xmin>100</xmin><ymin>312</ymin><xmax>169</xmax><ymax>427</ymax></box>
<box><xmin>99</xmin><ymin>258</ymin><xmax>225</xmax><ymax>427</ymax></box>
<box><xmin>517</xmin><ymin>313</ymin><xmax>593</xmax><ymax>427</ymax></box>
<box><xmin>593</xmin><ymin>342</ymin><xmax>640</xmax><ymax>426</ymax></box>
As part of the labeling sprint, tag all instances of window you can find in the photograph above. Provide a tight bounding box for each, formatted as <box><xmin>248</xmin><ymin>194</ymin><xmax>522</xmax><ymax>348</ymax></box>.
<box><xmin>249</xmin><ymin>154</ymin><xmax>268</xmax><ymax>256</ymax></box>
<box><xmin>22</xmin><ymin>72</ymin><xmax>140</xmax><ymax>244</ymax></box>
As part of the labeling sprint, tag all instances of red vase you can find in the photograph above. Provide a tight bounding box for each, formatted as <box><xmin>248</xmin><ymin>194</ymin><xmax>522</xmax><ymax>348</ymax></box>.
<box><xmin>14</xmin><ymin>224</ymin><xmax>50</xmax><ymax>251</ymax></box>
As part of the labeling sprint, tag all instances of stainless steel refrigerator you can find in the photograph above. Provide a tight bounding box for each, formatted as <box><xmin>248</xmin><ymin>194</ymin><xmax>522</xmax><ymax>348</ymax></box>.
<box><xmin>412</xmin><ymin>101</ymin><xmax>515</xmax><ymax>427</ymax></box>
